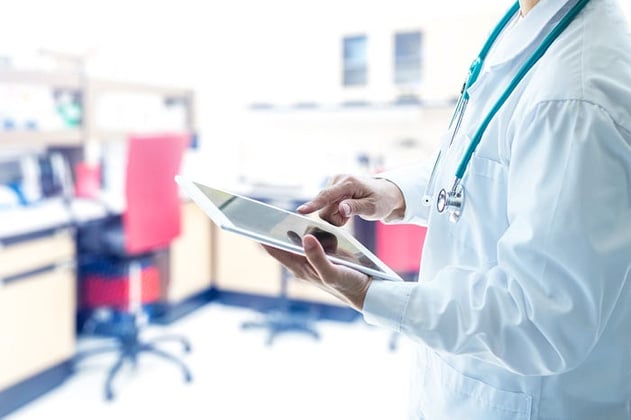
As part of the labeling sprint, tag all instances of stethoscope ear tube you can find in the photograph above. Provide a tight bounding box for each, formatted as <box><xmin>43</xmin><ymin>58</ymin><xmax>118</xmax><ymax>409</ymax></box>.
<box><xmin>426</xmin><ymin>0</ymin><xmax>591</xmax><ymax>223</ymax></box>
<box><xmin>455</xmin><ymin>0</ymin><xmax>592</xmax><ymax>181</ymax></box>
<box><xmin>463</xmin><ymin>1</ymin><xmax>521</xmax><ymax>100</ymax></box>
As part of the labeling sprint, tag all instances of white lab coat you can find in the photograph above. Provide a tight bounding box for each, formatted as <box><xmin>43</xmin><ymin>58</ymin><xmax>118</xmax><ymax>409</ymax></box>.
<box><xmin>363</xmin><ymin>0</ymin><xmax>631</xmax><ymax>418</ymax></box>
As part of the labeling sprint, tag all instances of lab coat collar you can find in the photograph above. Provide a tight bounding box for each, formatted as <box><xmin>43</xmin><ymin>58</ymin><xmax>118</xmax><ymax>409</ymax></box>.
<box><xmin>487</xmin><ymin>0</ymin><xmax>574</xmax><ymax>69</ymax></box>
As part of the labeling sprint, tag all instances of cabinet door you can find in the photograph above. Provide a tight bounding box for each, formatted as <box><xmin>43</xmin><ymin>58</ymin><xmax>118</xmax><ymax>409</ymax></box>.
<box><xmin>0</xmin><ymin>266</ymin><xmax>76</xmax><ymax>390</ymax></box>
<box><xmin>214</xmin><ymin>229</ymin><xmax>282</xmax><ymax>296</ymax></box>
<box><xmin>168</xmin><ymin>202</ymin><xmax>213</xmax><ymax>302</ymax></box>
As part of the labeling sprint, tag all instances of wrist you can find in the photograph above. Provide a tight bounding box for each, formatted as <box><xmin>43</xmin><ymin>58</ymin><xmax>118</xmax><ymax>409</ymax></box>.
<box><xmin>380</xmin><ymin>179</ymin><xmax>406</xmax><ymax>222</ymax></box>
<box><xmin>350</xmin><ymin>276</ymin><xmax>373</xmax><ymax>311</ymax></box>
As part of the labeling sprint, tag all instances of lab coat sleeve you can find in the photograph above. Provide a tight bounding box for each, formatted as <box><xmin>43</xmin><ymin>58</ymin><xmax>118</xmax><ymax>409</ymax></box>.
<box><xmin>375</xmin><ymin>159</ymin><xmax>433</xmax><ymax>225</ymax></box>
<box><xmin>364</xmin><ymin>100</ymin><xmax>631</xmax><ymax>375</ymax></box>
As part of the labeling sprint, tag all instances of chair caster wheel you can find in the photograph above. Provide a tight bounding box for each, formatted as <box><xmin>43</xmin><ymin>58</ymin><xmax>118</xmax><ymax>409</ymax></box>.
<box><xmin>184</xmin><ymin>343</ymin><xmax>192</xmax><ymax>353</ymax></box>
<box><xmin>105</xmin><ymin>390</ymin><xmax>115</xmax><ymax>401</ymax></box>
<box><xmin>185</xmin><ymin>372</ymin><xmax>193</xmax><ymax>383</ymax></box>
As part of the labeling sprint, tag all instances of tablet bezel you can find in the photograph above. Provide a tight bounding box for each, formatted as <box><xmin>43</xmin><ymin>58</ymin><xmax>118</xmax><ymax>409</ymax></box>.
<box><xmin>175</xmin><ymin>176</ymin><xmax>402</xmax><ymax>281</ymax></box>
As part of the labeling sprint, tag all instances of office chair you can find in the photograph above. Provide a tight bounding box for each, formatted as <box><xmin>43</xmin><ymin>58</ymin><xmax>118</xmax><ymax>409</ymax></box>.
<box><xmin>74</xmin><ymin>133</ymin><xmax>193</xmax><ymax>401</ymax></box>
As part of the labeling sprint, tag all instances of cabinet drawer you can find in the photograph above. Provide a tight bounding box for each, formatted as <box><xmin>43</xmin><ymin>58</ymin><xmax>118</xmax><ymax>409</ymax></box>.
<box><xmin>0</xmin><ymin>265</ymin><xmax>76</xmax><ymax>390</ymax></box>
<box><xmin>0</xmin><ymin>230</ymin><xmax>75</xmax><ymax>279</ymax></box>
<box><xmin>214</xmin><ymin>229</ymin><xmax>281</xmax><ymax>296</ymax></box>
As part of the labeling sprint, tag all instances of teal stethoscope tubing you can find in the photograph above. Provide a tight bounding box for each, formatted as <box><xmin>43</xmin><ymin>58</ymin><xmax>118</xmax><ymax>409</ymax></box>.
<box><xmin>433</xmin><ymin>0</ymin><xmax>592</xmax><ymax>212</ymax></box>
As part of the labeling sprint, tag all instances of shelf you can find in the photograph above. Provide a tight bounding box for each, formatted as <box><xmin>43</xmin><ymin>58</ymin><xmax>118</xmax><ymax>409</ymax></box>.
<box><xmin>92</xmin><ymin>129</ymin><xmax>194</xmax><ymax>142</ymax></box>
<box><xmin>89</xmin><ymin>79</ymin><xmax>193</xmax><ymax>99</ymax></box>
<box><xmin>0</xmin><ymin>70</ymin><xmax>82</xmax><ymax>89</ymax></box>
<box><xmin>0</xmin><ymin>70</ymin><xmax>195</xmax><ymax>148</ymax></box>
<box><xmin>0</xmin><ymin>130</ymin><xmax>83</xmax><ymax>148</ymax></box>
<box><xmin>0</xmin><ymin>71</ymin><xmax>192</xmax><ymax>98</ymax></box>
<box><xmin>247</xmin><ymin>98</ymin><xmax>457</xmax><ymax>113</ymax></box>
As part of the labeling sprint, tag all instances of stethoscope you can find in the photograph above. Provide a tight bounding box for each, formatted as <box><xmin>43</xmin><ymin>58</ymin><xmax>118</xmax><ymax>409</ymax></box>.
<box><xmin>424</xmin><ymin>0</ymin><xmax>591</xmax><ymax>223</ymax></box>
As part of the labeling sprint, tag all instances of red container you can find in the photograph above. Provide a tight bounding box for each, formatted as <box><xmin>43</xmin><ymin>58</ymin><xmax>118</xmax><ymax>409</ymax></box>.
<box><xmin>74</xmin><ymin>162</ymin><xmax>101</xmax><ymax>199</ymax></box>
<box><xmin>375</xmin><ymin>223</ymin><xmax>427</xmax><ymax>274</ymax></box>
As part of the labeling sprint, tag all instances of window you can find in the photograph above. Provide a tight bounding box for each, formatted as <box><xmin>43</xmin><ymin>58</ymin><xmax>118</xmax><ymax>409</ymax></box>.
<box><xmin>342</xmin><ymin>35</ymin><xmax>368</xmax><ymax>87</ymax></box>
<box><xmin>394</xmin><ymin>31</ymin><xmax>423</xmax><ymax>85</ymax></box>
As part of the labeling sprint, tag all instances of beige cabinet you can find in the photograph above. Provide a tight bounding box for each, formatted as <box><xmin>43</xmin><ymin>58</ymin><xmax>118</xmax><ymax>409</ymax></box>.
<box><xmin>0</xmin><ymin>229</ymin><xmax>76</xmax><ymax>391</ymax></box>
<box><xmin>213</xmin><ymin>227</ymin><xmax>345</xmax><ymax>306</ymax></box>
<box><xmin>168</xmin><ymin>201</ymin><xmax>213</xmax><ymax>303</ymax></box>
<box><xmin>214</xmin><ymin>228</ymin><xmax>282</xmax><ymax>296</ymax></box>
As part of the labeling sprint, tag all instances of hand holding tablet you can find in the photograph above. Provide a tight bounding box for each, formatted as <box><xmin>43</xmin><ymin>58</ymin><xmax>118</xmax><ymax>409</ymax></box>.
<box><xmin>175</xmin><ymin>176</ymin><xmax>402</xmax><ymax>281</ymax></box>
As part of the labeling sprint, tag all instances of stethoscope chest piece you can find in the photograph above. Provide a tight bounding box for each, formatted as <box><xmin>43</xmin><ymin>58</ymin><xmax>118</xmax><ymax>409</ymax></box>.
<box><xmin>437</xmin><ymin>182</ymin><xmax>465</xmax><ymax>223</ymax></box>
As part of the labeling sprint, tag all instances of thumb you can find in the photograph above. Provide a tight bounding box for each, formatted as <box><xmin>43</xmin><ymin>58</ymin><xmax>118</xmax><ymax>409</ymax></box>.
<box><xmin>339</xmin><ymin>198</ymin><xmax>372</xmax><ymax>218</ymax></box>
<box><xmin>303</xmin><ymin>235</ymin><xmax>336</xmax><ymax>278</ymax></box>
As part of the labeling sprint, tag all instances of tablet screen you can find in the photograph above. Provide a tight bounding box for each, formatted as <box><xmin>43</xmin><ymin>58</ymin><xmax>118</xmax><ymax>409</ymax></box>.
<box><xmin>177</xmin><ymin>177</ymin><xmax>401</xmax><ymax>281</ymax></box>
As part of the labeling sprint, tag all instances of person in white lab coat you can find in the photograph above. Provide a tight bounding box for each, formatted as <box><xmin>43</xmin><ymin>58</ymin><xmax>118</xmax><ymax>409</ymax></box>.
<box><xmin>263</xmin><ymin>0</ymin><xmax>631</xmax><ymax>418</ymax></box>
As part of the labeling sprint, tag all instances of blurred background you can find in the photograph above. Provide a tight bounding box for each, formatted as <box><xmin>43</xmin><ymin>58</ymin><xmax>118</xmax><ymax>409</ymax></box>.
<box><xmin>0</xmin><ymin>1</ymin><xmax>629</xmax><ymax>419</ymax></box>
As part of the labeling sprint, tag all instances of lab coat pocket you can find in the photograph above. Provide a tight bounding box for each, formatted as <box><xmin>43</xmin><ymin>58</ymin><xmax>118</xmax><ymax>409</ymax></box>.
<box><xmin>420</xmin><ymin>351</ymin><xmax>532</xmax><ymax>420</ymax></box>
<box><xmin>449</xmin><ymin>152</ymin><xmax>509</xmax><ymax>266</ymax></box>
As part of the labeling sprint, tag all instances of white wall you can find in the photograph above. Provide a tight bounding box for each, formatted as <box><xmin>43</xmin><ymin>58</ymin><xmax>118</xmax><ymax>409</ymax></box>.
<box><xmin>2</xmin><ymin>0</ymin><xmax>629</xmax><ymax>187</ymax></box>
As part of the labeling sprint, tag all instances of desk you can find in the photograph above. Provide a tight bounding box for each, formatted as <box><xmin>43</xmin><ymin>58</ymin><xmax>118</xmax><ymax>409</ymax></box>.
<box><xmin>0</xmin><ymin>196</ymin><xmax>213</xmax><ymax>415</ymax></box>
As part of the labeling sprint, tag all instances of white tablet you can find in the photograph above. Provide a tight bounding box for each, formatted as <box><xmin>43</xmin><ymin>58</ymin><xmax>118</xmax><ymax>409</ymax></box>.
<box><xmin>175</xmin><ymin>176</ymin><xmax>402</xmax><ymax>281</ymax></box>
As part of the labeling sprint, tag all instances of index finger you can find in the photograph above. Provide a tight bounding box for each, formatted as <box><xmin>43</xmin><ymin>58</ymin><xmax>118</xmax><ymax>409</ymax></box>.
<box><xmin>296</xmin><ymin>181</ymin><xmax>351</xmax><ymax>215</ymax></box>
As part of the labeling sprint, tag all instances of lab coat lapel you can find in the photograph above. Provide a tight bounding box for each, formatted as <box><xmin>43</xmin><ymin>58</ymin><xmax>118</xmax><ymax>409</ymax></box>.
<box><xmin>488</xmin><ymin>0</ymin><xmax>574</xmax><ymax>69</ymax></box>
<box><xmin>465</xmin><ymin>0</ymin><xmax>573</xmax><ymax>105</ymax></box>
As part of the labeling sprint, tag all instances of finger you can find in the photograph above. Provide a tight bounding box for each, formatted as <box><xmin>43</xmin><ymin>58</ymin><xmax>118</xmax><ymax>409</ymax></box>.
<box><xmin>302</xmin><ymin>234</ymin><xmax>337</xmax><ymax>280</ymax></box>
<box><xmin>296</xmin><ymin>181</ymin><xmax>353</xmax><ymax>215</ymax></box>
<box><xmin>296</xmin><ymin>199</ymin><xmax>320</xmax><ymax>215</ymax></box>
<box><xmin>263</xmin><ymin>244</ymin><xmax>324</xmax><ymax>282</ymax></box>
<box><xmin>262</xmin><ymin>244</ymin><xmax>306</xmax><ymax>268</ymax></box>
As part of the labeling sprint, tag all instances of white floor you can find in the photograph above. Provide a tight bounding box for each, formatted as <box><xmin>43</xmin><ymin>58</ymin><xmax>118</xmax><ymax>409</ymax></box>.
<box><xmin>7</xmin><ymin>303</ymin><xmax>415</xmax><ymax>420</ymax></box>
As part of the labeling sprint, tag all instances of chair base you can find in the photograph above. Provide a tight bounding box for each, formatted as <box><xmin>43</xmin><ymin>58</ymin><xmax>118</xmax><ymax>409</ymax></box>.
<box><xmin>73</xmin><ymin>327</ymin><xmax>193</xmax><ymax>401</ymax></box>
<box><xmin>241</xmin><ymin>308</ymin><xmax>320</xmax><ymax>346</ymax></box>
